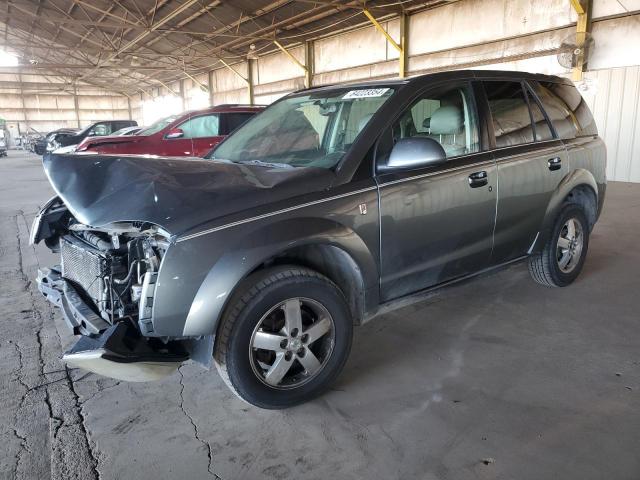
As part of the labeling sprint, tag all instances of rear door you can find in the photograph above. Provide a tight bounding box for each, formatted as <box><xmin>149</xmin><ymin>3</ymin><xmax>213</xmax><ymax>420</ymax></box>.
<box><xmin>376</xmin><ymin>81</ymin><xmax>497</xmax><ymax>301</ymax></box>
<box><xmin>482</xmin><ymin>79</ymin><xmax>570</xmax><ymax>265</ymax></box>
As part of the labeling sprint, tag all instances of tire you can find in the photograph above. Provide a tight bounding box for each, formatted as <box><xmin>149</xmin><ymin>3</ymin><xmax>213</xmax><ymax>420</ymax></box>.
<box><xmin>528</xmin><ymin>203</ymin><xmax>590</xmax><ymax>287</ymax></box>
<box><xmin>214</xmin><ymin>266</ymin><xmax>353</xmax><ymax>409</ymax></box>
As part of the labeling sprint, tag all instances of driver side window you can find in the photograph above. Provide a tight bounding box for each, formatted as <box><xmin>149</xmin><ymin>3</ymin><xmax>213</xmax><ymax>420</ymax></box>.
<box><xmin>391</xmin><ymin>84</ymin><xmax>480</xmax><ymax>160</ymax></box>
<box><xmin>178</xmin><ymin>114</ymin><xmax>220</xmax><ymax>139</ymax></box>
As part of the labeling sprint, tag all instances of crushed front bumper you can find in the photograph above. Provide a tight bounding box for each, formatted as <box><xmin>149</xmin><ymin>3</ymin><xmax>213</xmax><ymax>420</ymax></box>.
<box><xmin>37</xmin><ymin>267</ymin><xmax>188</xmax><ymax>382</ymax></box>
<box><xmin>37</xmin><ymin>267</ymin><xmax>110</xmax><ymax>336</ymax></box>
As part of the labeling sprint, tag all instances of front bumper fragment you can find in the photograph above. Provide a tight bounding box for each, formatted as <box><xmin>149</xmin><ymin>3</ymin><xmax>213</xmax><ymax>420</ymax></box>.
<box><xmin>37</xmin><ymin>267</ymin><xmax>189</xmax><ymax>382</ymax></box>
<box><xmin>37</xmin><ymin>267</ymin><xmax>110</xmax><ymax>336</ymax></box>
<box><xmin>63</xmin><ymin>322</ymin><xmax>188</xmax><ymax>382</ymax></box>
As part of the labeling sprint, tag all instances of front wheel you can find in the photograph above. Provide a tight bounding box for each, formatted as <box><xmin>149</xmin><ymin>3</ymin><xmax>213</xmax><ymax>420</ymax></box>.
<box><xmin>214</xmin><ymin>266</ymin><xmax>353</xmax><ymax>409</ymax></box>
<box><xmin>529</xmin><ymin>203</ymin><xmax>590</xmax><ymax>287</ymax></box>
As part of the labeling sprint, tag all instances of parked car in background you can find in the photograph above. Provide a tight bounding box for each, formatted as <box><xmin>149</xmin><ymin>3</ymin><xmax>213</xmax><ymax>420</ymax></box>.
<box><xmin>48</xmin><ymin>120</ymin><xmax>137</xmax><ymax>152</ymax></box>
<box><xmin>23</xmin><ymin>129</ymin><xmax>45</xmax><ymax>153</ymax></box>
<box><xmin>54</xmin><ymin>125</ymin><xmax>145</xmax><ymax>154</ymax></box>
<box><xmin>32</xmin><ymin>71</ymin><xmax>605</xmax><ymax>409</ymax></box>
<box><xmin>34</xmin><ymin>128</ymin><xmax>79</xmax><ymax>155</ymax></box>
<box><xmin>75</xmin><ymin>104</ymin><xmax>263</xmax><ymax>158</ymax></box>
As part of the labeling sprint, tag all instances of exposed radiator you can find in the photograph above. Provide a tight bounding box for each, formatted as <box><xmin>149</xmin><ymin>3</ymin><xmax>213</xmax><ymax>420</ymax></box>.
<box><xmin>60</xmin><ymin>236</ymin><xmax>109</xmax><ymax>306</ymax></box>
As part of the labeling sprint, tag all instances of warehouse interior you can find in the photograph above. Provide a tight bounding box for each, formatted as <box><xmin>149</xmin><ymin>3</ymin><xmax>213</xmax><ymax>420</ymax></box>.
<box><xmin>1</xmin><ymin>0</ymin><xmax>639</xmax><ymax>479</ymax></box>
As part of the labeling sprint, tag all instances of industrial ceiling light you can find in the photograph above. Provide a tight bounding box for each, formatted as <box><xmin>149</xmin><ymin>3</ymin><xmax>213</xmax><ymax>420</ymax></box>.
<box><xmin>0</xmin><ymin>51</ymin><xmax>19</xmax><ymax>67</ymax></box>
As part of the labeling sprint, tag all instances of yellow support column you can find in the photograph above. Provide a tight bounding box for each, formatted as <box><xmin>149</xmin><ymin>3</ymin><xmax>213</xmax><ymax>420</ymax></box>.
<box><xmin>363</xmin><ymin>9</ymin><xmax>406</xmax><ymax>79</ymax></box>
<box><xmin>570</xmin><ymin>0</ymin><xmax>592</xmax><ymax>81</ymax></box>
<box><xmin>304</xmin><ymin>40</ymin><xmax>314</xmax><ymax>88</ymax></box>
<box><xmin>219</xmin><ymin>58</ymin><xmax>253</xmax><ymax>105</ymax></box>
<box><xmin>274</xmin><ymin>40</ymin><xmax>310</xmax><ymax>88</ymax></box>
<box><xmin>399</xmin><ymin>13</ymin><xmax>407</xmax><ymax>79</ymax></box>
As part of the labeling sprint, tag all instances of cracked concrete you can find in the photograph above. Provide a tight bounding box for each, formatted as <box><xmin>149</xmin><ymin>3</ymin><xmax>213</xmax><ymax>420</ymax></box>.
<box><xmin>178</xmin><ymin>367</ymin><xmax>220</xmax><ymax>479</ymax></box>
<box><xmin>1</xmin><ymin>150</ymin><xmax>639</xmax><ymax>480</ymax></box>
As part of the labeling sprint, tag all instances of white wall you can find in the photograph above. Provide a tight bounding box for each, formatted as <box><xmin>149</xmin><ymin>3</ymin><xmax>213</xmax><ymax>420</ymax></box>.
<box><xmin>584</xmin><ymin>67</ymin><xmax>640</xmax><ymax>182</ymax></box>
<box><xmin>0</xmin><ymin>75</ymin><xmax>131</xmax><ymax>144</ymax></box>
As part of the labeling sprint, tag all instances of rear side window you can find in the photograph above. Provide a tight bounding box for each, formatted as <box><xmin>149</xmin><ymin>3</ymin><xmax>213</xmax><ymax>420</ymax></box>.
<box><xmin>530</xmin><ymin>82</ymin><xmax>579</xmax><ymax>139</ymax></box>
<box><xmin>525</xmin><ymin>88</ymin><xmax>554</xmax><ymax>142</ymax></box>
<box><xmin>224</xmin><ymin>112</ymin><xmax>255</xmax><ymax>135</ymax></box>
<box><xmin>484</xmin><ymin>81</ymin><xmax>534</xmax><ymax>147</ymax></box>
<box><xmin>537</xmin><ymin>81</ymin><xmax>597</xmax><ymax>136</ymax></box>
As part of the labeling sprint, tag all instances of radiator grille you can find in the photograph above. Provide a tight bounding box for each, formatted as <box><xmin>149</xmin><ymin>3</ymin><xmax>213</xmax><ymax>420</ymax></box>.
<box><xmin>60</xmin><ymin>236</ymin><xmax>109</xmax><ymax>305</ymax></box>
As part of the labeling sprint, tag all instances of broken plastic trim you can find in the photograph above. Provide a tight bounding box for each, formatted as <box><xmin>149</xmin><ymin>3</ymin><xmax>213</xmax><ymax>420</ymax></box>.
<box><xmin>63</xmin><ymin>322</ymin><xmax>189</xmax><ymax>382</ymax></box>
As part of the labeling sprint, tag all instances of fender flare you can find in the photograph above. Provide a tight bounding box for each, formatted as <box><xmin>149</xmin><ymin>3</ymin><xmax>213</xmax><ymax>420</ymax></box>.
<box><xmin>180</xmin><ymin>217</ymin><xmax>378</xmax><ymax>337</ymax></box>
<box><xmin>532</xmin><ymin>168</ymin><xmax>598</xmax><ymax>254</ymax></box>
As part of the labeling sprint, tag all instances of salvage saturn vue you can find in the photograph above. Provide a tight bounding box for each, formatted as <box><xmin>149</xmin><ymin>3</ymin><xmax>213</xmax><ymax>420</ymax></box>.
<box><xmin>32</xmin><ymin>70</ymin><xmax>606</xmax><ymax>409</ymax></box>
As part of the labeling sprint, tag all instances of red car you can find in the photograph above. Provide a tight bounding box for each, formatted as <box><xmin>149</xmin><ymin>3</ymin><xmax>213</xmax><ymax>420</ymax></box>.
<box><xmin>75</xmin><ymin>104</ymin><xmax>263</xmax><ymax>157</ymax></box>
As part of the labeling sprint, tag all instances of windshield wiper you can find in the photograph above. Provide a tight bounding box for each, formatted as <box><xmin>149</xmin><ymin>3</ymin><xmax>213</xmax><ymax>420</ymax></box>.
<box><xmin>237</xmin><ymin>159</ymin><xmax>295</xmax><ymax>169</ymax></box>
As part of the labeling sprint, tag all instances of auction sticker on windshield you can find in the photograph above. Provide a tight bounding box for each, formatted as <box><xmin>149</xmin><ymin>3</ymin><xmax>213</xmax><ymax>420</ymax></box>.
<box><xmin>343</xmin><ymin>88</ymin><xmax>390</xmax><ymax>99</ymax></box>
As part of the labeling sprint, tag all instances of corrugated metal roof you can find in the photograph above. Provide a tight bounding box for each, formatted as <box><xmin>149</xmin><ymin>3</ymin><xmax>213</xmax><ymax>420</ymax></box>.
<box><xmin>0</xmin><ymin>0</ymin><xmax>444</xmax><ymax>95</ymax></box>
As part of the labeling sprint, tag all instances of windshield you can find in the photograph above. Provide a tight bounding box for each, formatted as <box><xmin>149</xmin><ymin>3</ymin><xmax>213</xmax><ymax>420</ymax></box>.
<box><xmin>138</xmin><ymin>114</ymin><xmax>181</xmax><ymax>136</ymax></box>
<box><xmin>209</xmin><ymin>87</ymin><xmax>395</xmax><ymax>168</ymax></box>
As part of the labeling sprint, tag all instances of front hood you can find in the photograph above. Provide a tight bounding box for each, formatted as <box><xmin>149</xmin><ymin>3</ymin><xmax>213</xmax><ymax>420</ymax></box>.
<box><xmin>79</xmin><ymin>135</ymin><xmax>141</xmax><ymax>150</ymax></box>
<box><xmin>43</xmin><ymin>153</ymin><xmax>335</xmax><ymax>235</ymax></box>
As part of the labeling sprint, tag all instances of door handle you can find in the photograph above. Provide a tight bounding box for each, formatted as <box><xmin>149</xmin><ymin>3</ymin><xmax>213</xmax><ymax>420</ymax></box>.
<box><xmin>548</xmin><ymin>157</ymin><xmax>562</xmax><ymax>171</ymax></box>
<box><xmin>468</xmin><ymin>171</ymin><xmax>488</xmax><ymax>188</ymax></box>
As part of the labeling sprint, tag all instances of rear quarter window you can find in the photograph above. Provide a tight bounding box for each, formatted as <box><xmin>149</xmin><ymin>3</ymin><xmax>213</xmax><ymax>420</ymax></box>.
<box><xmin>545</xmin><ymin>82</ymin><xmax>598</xmax><ymax>136</ymax></box>
<box><xmin>531</xmin><ymin>81</ymin><xmax>597</xmax><ymax>138</ymax></box>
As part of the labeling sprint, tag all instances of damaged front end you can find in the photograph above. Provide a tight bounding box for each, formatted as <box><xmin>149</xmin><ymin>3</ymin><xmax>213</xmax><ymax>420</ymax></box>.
<box><xmin>32</xmin><ymin>196</ymin><xmax>189</xmax><ymax>381</ymax></box>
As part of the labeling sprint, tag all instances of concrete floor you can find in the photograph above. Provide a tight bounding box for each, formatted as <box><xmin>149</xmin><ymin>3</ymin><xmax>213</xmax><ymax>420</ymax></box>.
<box><xmin>1</xmin><ymin>149</ymin><xmax>638</xmax><ymax>480</ymax></box>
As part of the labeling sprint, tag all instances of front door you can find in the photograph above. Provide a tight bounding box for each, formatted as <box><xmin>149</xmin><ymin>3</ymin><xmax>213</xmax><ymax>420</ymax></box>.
<box><xmin>376</xmin><ymin>82</ymin><xmax>497</xmax><ymax>302</ymax></box>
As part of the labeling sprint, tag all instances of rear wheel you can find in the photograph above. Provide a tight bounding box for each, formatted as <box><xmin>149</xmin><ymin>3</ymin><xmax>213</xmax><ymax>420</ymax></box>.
<box><xmin>214</xmin><ymin>266</ymin><xmax>352</xmax><ymax>409</ymax></box>
<box><xmin>529</xmin><ymin>203</ymin><xmax>590</xmax><ymax>287</ymax></box>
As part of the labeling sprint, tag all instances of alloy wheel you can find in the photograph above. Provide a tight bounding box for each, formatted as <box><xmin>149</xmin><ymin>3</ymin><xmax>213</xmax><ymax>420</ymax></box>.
<box><xmin>249</xmin><ymin>297</ymin><xmax>335</xmax><ymax>389</ymax></box>
<box><xmin>556</xmin><ymin>217</ymin><xmax>584</xmax><ymax>273</ymax></box>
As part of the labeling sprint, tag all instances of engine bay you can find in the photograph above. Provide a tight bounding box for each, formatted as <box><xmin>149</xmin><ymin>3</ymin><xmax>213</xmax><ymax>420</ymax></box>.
<box><xmin>32</xmin><ymin>196</ymin><xmax>170</xmax><ymax>333</ymax></box>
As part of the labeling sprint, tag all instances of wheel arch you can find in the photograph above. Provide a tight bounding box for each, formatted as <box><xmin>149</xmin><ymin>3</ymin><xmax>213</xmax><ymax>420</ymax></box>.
<box><xmin>533</xmin><ymin>168</ymin><xmax>598</xmax><ymax>254</ymax></box>
<box><xmin>181</xmin><ymin>217</ymin><xmax>379</xmax><ymax>338</ymax></box>
<box><xmin>244</xmin><ymin>243</ymin><xmax>368</xmax><ymax>327</ymax></box>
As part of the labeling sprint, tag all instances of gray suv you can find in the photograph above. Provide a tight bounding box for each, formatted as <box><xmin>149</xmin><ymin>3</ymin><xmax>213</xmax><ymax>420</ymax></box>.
<box><xmin>32</xmin><ymin>70</ymin><xmax>605</xmax><ymax>409</ymax></box>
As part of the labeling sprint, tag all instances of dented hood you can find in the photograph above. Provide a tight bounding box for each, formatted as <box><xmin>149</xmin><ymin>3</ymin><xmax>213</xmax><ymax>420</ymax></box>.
<box><xmin>43</xmin><ymin>153</ymin><xmax>335</xmax><ymax>235</ymax></box>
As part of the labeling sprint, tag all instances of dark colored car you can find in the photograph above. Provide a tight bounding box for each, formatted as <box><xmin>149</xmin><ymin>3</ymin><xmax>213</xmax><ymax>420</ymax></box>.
<box><xmin>49</xmin><ymin>120</ymin><xmax>138</xmax><ymax>152</ymax></box>
<box><xmin>0</xmin><ymin>130</ymin><xmax>6</xmax><ymax>156</ymax></box>
<box><xmin>32</xmin><ymin>70</ymin><xmax>605</xmax><ymax>409</ymax></box>
<box><xmin>34</xmin><ymin>128</ymin><xmax>79</xmax><ymax>155</ymax></box>
<box><xmin>75</xmin><ymin>105</ymin><xmax>263</xmax><ymax>158</ymax></box>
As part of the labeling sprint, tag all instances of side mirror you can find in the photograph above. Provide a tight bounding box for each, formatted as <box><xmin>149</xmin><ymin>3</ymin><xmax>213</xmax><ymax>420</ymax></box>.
<box><xmin>165</xmin><ymin>128</ymin><xmax>184</xmax><ymax>139</ymax></box>
<box><xmin>379</xmin><ymin>137</ymin><xmax>446</xmax><ymax>172</ymax></box>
